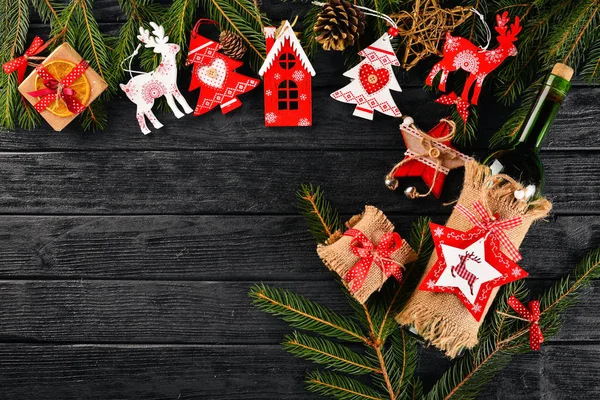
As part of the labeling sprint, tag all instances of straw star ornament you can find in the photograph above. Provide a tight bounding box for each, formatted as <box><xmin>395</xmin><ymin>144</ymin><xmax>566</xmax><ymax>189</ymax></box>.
<box><xmin>392</xmin><ymin>0</ymin><xmax>471</xmax><ymax>70</ymax></box>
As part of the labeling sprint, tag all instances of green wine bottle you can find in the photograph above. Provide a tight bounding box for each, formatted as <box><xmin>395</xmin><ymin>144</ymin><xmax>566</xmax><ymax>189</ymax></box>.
<box><xmin>484</xmin><ymin>63</ymin><xmax>573</xmax><ymax>200</ymax></box>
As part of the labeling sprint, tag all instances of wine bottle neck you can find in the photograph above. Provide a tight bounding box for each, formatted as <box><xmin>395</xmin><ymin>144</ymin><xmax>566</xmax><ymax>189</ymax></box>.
<box><xmin>515</xmin><ymin>74</ymin><xmax>571</xmax><ymax>151</ymax></box>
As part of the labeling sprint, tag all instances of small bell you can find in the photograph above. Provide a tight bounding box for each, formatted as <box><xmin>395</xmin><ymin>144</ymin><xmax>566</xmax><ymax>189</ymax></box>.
<box><xmin>404</xmin><ymin>186</ymin><xmax>418</xmax><ymax>199</ymax></box>
<box><xmin>385</xmin><ymin>177</ymin><xmax>398</xmax><ymax>190</ymax></box>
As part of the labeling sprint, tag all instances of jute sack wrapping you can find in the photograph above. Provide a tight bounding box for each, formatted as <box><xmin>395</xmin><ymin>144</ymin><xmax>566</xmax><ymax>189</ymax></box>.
<box><xmin>317</xmin><ymin>205</ymin><xmax>417</xmax><ymax>304</ymax></box>
<box><xmin>396</xmin><ymin>160</ymin><xmax>552</xmax><ymax>358</ymax></box>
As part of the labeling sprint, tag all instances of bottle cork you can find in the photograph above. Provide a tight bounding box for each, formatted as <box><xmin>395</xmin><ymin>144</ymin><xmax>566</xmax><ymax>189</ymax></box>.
<box><xmin>551</xmin><ymin>63</ymin><xmax>574</xmax><ymax>81</ymax></box>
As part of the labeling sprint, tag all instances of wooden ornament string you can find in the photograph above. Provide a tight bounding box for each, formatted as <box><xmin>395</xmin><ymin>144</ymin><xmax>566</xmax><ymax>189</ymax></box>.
<box><xmin>386</xmin><ymin>118</ymin><xmax>457</xmax><ymax>199</ymax></box>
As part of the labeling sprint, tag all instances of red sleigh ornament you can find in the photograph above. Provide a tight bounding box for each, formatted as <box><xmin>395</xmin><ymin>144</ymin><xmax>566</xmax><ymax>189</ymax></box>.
<box><xmin>186</xmin><ymin>20</ymin><xmax>259</xmax><ymax>116</ymax></box>
<box><xmin>426</xmin><ymin>12</ymin><xmax>522</xmax><ymax>121</ymax></box>
<box><xmin>385</xmin><ymin>118</ymin><xmax>473</xmax><ymax>199</ymax></box>
<box><xmin>258</xmin><ymin>21</ymin><xmax>316</xmax><ymax>127</ymax></box>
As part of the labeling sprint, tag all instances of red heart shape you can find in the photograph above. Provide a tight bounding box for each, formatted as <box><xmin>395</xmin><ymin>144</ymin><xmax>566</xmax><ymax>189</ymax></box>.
<box><xmin>359</xmin><ymin>64</ymin><xmax>390</xmax><ymax>94</ymax></box>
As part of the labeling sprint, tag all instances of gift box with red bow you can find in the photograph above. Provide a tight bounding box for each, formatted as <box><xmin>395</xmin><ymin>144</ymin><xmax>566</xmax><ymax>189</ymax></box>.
<box><xmin>17</xmin><ymin>43</ymin><xmax>107</xmax><ymax>131</ymax></box>
<box><xmin>317</xmin><ymin>206</ymin><xmax>417</xmax><ymax>304</ymax></box>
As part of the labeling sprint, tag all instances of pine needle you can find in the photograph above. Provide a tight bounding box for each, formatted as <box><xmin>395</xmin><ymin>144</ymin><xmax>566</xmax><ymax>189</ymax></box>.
<box><xmin>297</xmin><ymin>184</ymin><xmax>342</xmax><ymax>244</ymax></box>
<box><xmin>249</xmin><ymin>284</ymin><xmax>368</xmax><ymax>343</ymax></box>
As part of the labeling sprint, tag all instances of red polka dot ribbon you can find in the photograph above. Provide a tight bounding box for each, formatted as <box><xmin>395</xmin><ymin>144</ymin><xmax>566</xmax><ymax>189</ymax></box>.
<box><xmin>27</xmin><ymin>60</ymin><xmax>89</xmax><ymax>114</ymax></box>
<box><xmin>343</xmin><ymin>228</ymin><xmax>404</xmax><ymax>293</ymax></box>
<box><xmin>507</xmin><ymin>295</ymin><xmax>544</xmax><ymax>351</ymax></box>
<box><xmin>3</xmin><ymin>37</ymin><xmax>48</xmax><ymax>84</ymax></box>
<box><xmin>455</xmin><ymin>200</ymin><xmax>523</xmax><ymax>262</ymax></box>
<box><xmin>435</xmin><ymin>92</ymin><xmax>470</xmax><ymax>123</ymax></box>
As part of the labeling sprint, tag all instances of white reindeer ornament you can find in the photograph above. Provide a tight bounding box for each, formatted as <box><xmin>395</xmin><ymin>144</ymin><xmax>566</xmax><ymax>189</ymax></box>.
<box><xmin>120</xmin><ymin>22</ymin><xmax>193</xmax><ymax>134</ymax></box>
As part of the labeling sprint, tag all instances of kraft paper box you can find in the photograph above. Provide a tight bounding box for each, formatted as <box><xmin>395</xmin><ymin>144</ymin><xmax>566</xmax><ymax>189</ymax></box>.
<box><xmin>18</xmin><ymin>43</ymin><xmax>108</xmax><ymax>131</ymax></box>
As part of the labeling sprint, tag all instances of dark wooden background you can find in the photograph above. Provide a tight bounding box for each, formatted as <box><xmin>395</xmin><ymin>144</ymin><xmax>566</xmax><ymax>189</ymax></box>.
<box><xmin>1</xmin><ymin>1</ymin><xmax>599</xmax><ymax>398</ymax></box>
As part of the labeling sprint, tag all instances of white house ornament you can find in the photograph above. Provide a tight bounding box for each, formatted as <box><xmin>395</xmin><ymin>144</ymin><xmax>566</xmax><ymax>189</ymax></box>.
<box><xmin>186</xmin><ymin>19</ymin><xmax>259</xmax><ymax>116</ymax></box>
<box><xmin>419</xmin><ymin>208</ymin><xmax>528</xmax><ymax>321</ymax></box>
<box><xmin>258</xmin><ymin>20</ymin><xmax>316</xmax><ymax>127</ymax></box>
<box><xmin>120</xmin><ymin>23</ymin><xmax>193</xmax><ymax>135</ymax></box>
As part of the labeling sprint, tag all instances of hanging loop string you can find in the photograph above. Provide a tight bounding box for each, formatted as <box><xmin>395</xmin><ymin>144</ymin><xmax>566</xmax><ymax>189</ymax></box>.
<box><xmin>121</xmin><ymin>44</ymin><xmax>144</xmax><ymax>79</ymax></box>
<box><xmin>386</xmin><ymin>118</ymin><xmax>456</xmax><ymax>199</ymax></box>
<box><xmin>470</xmin><ymin>8</ymin><xmax>491</xmax><ymax>50</ymax></box>
<box><xmin>312</xmin><ymin>2</ymin><xmax>397</xmax><ymax>34</ymax></box>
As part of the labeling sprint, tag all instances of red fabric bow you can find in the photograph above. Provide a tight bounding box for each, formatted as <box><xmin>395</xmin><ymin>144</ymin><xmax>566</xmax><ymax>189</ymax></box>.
<box><xmin>507</xmin><ymin>295</ymin><xmax>544</xmax><ymax>350</ymax></box>
<box><xmin>435</xmin><ymin>92</ymin><xmax>470</xmax><ymax>123</ymax></box>
<box><xmin>3</xmin><ymin>37</ymin><xmax>48</xmax><ymax>84</ymax></box>
<box><xmin>343</xmin><ymin>228</ymin><xmax>404</xmax><ymax>293</ymax></box>
<box><xmin>27</xmin><ymin>60</ymin><xmax>89</xmax><ymax>114</ymax></box>
<box><xmin>455</xmin><ymin>200</ymin><xmax>523</xmax><ymax>261</ymax></box>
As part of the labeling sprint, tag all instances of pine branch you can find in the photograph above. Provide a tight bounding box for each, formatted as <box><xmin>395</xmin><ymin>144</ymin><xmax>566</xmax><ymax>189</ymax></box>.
<box><xmin>31</xmin><ymin>0</ymin><xmax>64</xmax><ymax>28</ymax></box>
<box><xmin>297</xmin><ymin>184</ymin><xmax>343</xmax><ymax>244</ymax></box>
<box><xmin>543</xmin><ymin>0</ymin><xmax>600</xmax><ymax>69</ymax></box>
<box><xmin>249</xmin><ymin>284</ymin><xmax>368</xmax><ymax>343</ymax></box>
<box><xmin>306</xmin><ymin>370</ymin><xmax>386</xmax><ymax>400</ymax></box>
<box><xmin>580</xmin><ymin>37</ymin><xmax>600</xmax><ymax>83</ymax></box>
<box><xmin>111</xmin><ymin>0</ymin><xmax>164</xmax><ymax>86</ymax></box>
<box><xmin>0</xmin><ymin>0</ymin><xmax>30</xmax><ymax>129</ymax></box>
<box><xmin>386</xmin><ymin>329</ymin><xmax>418</xmax><ymax>398</ymax></box>
<box><xmin>538</xmin><ymin>248</ymin><xmax>600</xmax><ymax>339</ymax></box>
<box><xmin>200</xmin><ymin>0</ymin><xmax>269</xmax><ymax>72</ymax></box>
<box><xmin>283</xmin><ymin>331</ymin><xmax>380</xmax><ymax>375</ymax></box>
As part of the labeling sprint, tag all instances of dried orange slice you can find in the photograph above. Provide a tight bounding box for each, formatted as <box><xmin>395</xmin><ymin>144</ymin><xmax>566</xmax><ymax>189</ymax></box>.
<box><xmin>33</xmin><ymin>60</ymin><xmax>91</xmax><ymax>117</ymax></box>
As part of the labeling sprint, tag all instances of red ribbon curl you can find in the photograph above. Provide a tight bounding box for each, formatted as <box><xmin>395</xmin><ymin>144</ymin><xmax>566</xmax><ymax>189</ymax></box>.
<box><xmin>3</xmin><ymin>37</ymin><xmax>49</xmax><ymax>84</ymax></box>
<box><xmin>343</xmin><ymin>228</ymin><xmax>404</xmax><ymax>293</ymax></box>
<box><xmin>27</xmin><ymin>60</ymin><xmax>89</xmax><ymax>115</ymax></box>
<box><xmin>455</xmin><ymin>200</ymin><xmax>523</xmax><ymax>261</ymax></box>
<box><xmin>507</xmin><ymin>295</ymin><xmax>544</xmax><ymax>351</ymax></box>
<box><xmin>435</xmin><ymin>92</ymin><xmax>470</xmax><ymax>123</ymax></box>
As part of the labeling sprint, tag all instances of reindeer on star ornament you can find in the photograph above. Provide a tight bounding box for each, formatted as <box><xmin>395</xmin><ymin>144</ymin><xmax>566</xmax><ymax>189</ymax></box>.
<box><xmin>331</xmin><ymin>25</ymin><xmax>403</xmax><ymax>120</ymax></box>
<box><xmin>186</xmin><ymin>19</ymin><xmax>259</xmax><ymax>116</ymax></box>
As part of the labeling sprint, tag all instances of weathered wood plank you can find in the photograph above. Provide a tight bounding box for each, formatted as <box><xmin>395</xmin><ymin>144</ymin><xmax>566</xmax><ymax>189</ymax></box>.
<box><xmin>0</xmin><ymin>151</ymin><xmax>595</xmax><ymax>214</ymax></box>
<box><xmin>1</xmin><ymin>86</ymin><xmax>596</xmax><ymax>150</ymax></box>
<box><xmin>0</xmin><ymin>215</ymin><xmax>594</xmax><ymax>280</ymax></box>
<box><xmin>0</xmin><ymin>280</ymin><xmax>596</xmax><ymax>344</ymax></box>
<box><xmin>0</xmin><ymin>343</ymin><xmax>596</xmax><ymax>399</ymax></box>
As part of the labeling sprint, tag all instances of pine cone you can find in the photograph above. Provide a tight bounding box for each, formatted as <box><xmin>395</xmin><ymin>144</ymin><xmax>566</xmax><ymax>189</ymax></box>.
<box><xmin>314</xmin><ymin>0</ymin><xmax>366</xmax><ymax>51</ymax></box>
<box><xmin>219</xmin><ymin>30</ymin><xmax>247</xmax><ymax>60</ymax></box>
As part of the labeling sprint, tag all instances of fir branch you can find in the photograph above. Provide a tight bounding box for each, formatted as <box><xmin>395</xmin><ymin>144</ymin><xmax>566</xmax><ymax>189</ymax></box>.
<box><xmin>111</xmin><ymin>0</ymin><xmax>163</xmax><ymax>87</ymax></box>
<box><xmin>301</xmin><ymin>4</ymin><xmax>320</xmax><ymax>60</ymax></box>
<box><xmin>31</xmin><ymin>0</ymin><xmax>64</xmax><ymax>28</ymax></box>
<box><xmin>543</xmin><ymin>0</ymin><xmax>600</xmax><ymax>69</ymax></box>
<box><xmin>580</xmin><ymin>37</ymin><xmax>600</xmax><ymax>83</ymax></box>
<box><xmin>297</xmin><ymin>184</ymin><xmax>343</xmax><ymax>244</ymax></box>
<box><xmin>306</xmin><ymin>370</ymin><xmax>386</xmax><ymax>400</ymax></box>
<box><xmin>539</xmin><ymin>248</ymin><xmax>600</xmax><ymax>339</ymax></box>
<box><xmin>283</xmin><ymin>332</ymin><xmax>380</xmax><ymax>375</ymax></box>
<box><xmin>249</xmin><ymin>284</ymin><xmax>368</xmax><ymax>343</ymax></box>
<box><xmin>200</xmin><ymin>0</ymin><xmax>269</xmax><ymax>72</ymax></box>
<box><xmin>387</xmin><ymin>329</ymin><xmax>418</xmax><ymax>398</ymax></box>
<box><xmin>450</xmin><ymin>105</ymin><xmax>479</xmax><ymax>146</ymax></box>
<box><xmin>0</xmin><ymin>0</ymin><xmax>30</xmax><ymax>129</ymax></box>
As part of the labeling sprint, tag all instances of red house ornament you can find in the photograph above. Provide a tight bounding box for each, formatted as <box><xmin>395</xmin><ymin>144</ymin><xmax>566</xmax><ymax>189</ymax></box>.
<box><xmin>186</xmin><ymin>20</ymin><xmax>259</xmax><ymax>116</ymax></box>
<box><xmin>258</xmin><ymin>21</ymin><xmax>316</xmax><ymax>127</ymax></box>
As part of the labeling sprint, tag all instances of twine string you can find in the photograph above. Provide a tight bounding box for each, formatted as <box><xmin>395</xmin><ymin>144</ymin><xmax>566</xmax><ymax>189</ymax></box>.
<box><xmin>121</xmin><ymin>44</ymin><xmax>144</xmax><ymax>79</ymax></box>
<box><xmin>386</xmin><ymin>118</ymin><xmax>457</xmax><ymax>198</ymax></box>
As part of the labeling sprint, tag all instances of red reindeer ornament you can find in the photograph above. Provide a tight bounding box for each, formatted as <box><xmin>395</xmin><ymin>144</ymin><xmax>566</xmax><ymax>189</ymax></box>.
<box><xmin>186</xmin><ymin>20</ymin><xmax>259</xmax><ymax>116</ymax></box>
<box><xmin>426</xmin><ymin>12</ymin><xmax>521</xmax><ymax>120</ymax></box>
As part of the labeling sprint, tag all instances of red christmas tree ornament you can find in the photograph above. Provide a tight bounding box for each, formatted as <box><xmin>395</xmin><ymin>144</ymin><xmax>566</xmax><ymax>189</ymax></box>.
<box><xmin>419</xmin><ymin>201</ymin><xmax>528</xmax><ymax>321</ymax></box>
<box><xmin>186</xmin><ymin>19</ymin><xmax>259</xmax><ymax>116</ymax></box>
<box><xmin>258</xmin><ymin>21</ymin><xmax>316</xmax><ymax>127</ymax></box>
<box><xmin>425</xmin><ymin>11</ymin><xmax>522</xmax><ymax>121</ymax></box>
<box><xmin>330</xmin><ymin>32</ymin><xmax>403</xmax><ymax>120</ymax></box>
<box><xmin>506</xmin><ymin>296</ymin><xmax>544</xmax><ymax>350</ymax></box>
<box><xmin>385</xmin><ymin>118</ymin><xmax>473</xmax><ymax>199</ymax></box>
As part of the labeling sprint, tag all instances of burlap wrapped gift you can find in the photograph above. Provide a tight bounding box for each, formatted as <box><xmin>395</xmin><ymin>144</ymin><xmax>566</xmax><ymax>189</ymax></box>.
<box><xmin>317</xmin><ymin>205</ymin><xmax>417</xmax><ymax>303</ymax></box>
<box><xmin>396</xmin><ymin>160</ymin><xmax>552</xmax><ymax>358</ymax></box>
<box><xmin>18</xmin><ymin>43</ymin><xmax>108</xmax><ymax>131</ymax></box>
